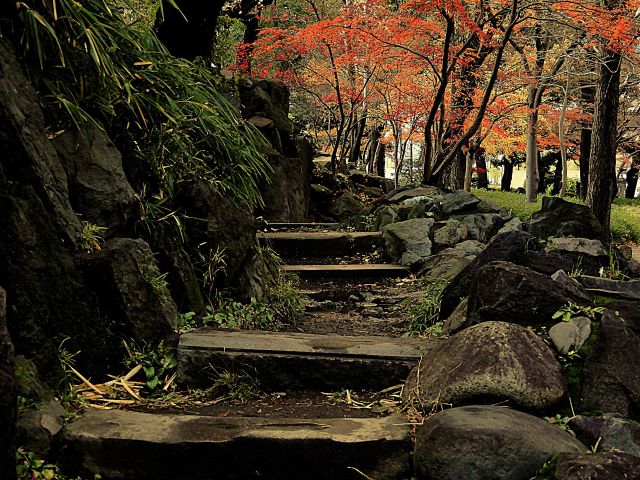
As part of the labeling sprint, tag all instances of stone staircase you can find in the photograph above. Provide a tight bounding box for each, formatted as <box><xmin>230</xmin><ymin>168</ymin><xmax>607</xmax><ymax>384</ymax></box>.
<box><xmin>58</xmin><ymin>222</ymin><xmax>425</xmax><ymax>480</ymax></box>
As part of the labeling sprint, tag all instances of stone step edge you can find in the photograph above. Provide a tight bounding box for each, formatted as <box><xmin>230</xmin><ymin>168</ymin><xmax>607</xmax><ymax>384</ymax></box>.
<box><xmin>59</xmin><ymin>410</ymin><xmax>412</xmax><ymax>480</ymax></box>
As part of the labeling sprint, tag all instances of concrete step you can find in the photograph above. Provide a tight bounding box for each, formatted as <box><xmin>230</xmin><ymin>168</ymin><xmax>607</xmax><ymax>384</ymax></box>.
<box><xmin>258</xmin><ymin>231</ymin><xmax>383</xmax><ymax>257</ymax></box>
<box><xmin>263</xmin><ymin>222</ymin><xmax>342</xmax><ymax>231</ymax></box>
<box><xmin>177</xmin><ymin>329</ymin><xmax>428</xmax><ymax>390</ymax></box>
<box><xmin>59</xmin><ymin>410</ymin><xmax>411</xmax><ymax>480</ymax></box>
<box><xmin>282</xmin><ymin>263</ymin><xmax>411</xmax><ymax>281</ymax></box>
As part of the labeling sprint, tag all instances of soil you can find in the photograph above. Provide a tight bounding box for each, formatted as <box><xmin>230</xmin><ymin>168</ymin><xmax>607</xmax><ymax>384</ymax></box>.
<box><xmin>288</xmin><ymin>277</ymin><xmax>426</xmax><ymax>337</ymax></box>
<box><xmin>131</xmin><ymin>388</ymin><xmax>403</xmax><ymax>419</ymax></box>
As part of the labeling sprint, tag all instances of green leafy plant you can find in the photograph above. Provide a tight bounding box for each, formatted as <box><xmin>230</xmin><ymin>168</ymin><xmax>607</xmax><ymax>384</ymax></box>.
<box><xmin>210</xmin><ymin>369</ymin><xmax>261</xmax><ymax>402</ymax></box>
<box><xmin>16</xmin><ymin>448</ymin><xmax>101</xmax><ymax>480</ymax></box>
<box><xmin>203</xmin><ymin>297</ymin><xmax>281</xmax><ymax>331</ymax></box>
<box><xmin>407</xmin><ymin>278</ymin><xmax>449</xmax><ymax>336</ymax></box>
<box><xmin>176</xmin><ymin>311</ymin><xmax>197</xmax><ymax>334</ymax></box>
<box><xmin>124</xmin><ymin>340</ymin><xmax>177</xmax><ymax>391</ymax></box>
<box><xmin>530</xmin><ymin>453</ymin><xmax>559</xmax><ymax>480</ymax></box>
<box><xmin>77</xmin><ymin>221</ymin><xmax>106</xmax><ymax>253</ymax></box>
<box><xmin>15</xmin><ymin>0</ymin><xmax>271</xmax><ymax>208</ymax></box>
<box><xmin>544</xmin><ymin>414</ymin><xmax>575</xmax><ymax>435</ymax></box>
<box><xmin>552</xmin><ymin>303</ymin><xmax>605</xmax><ymax>323</ymax></box>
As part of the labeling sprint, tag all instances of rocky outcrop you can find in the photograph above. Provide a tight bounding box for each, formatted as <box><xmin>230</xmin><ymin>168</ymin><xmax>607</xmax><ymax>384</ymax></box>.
<box><xmin>581</xmin><ymin>309</ymin><xmax>640</xmax><ymax>417</ymax></box>
<box><xmin>77</xmin><ymin>238</ymin><xmax>178</xmax><ymax>342</ymax></box>
<box><xmin>413</xmin><ymin>405</ymin><xmax>586</xmax><ymax>480</ymax></box>
<box><xmin>0</xmin><ymin>287</ymin><xmax>16</xmax><ymax>480</ymax></box>
<box><xmin>17</xmin><ymin>400</ymin><xmax>66</xmax><ymax>457</ymax></box>
<box><xmin>383</xmin><ymin>218</ymin><xmax>435</xmax><ymax>267</ymax></box>
<box><xmin>569</xmin><ymin>414</ymin><xmax>640</xmax><ymax>456</ymax></box>
<box><xmin>0</xmin><ymin>38</ymin><xmax>81</xmax><ymax>244</ymax></box>
<box><xmin>527</xmin><ymin>196</ymin><xmax>604</xmax><ymax>241</ymax></box>
<box><xmin>554</xmin><ymin>452</ymin><xmax>640</xmax><ymax>480</ymax></box>
<box><xmin>53</xmin><ymin>124</ymin><xmax>138</xmax><ymax>236</ymax></box>
<box><xmin>440</xmin><ymin>231</ymin><xmax>534</xmax><ymax>319</ymax></box>
<box><xmin>405</xmin><ymin>322</ymin><xmax>566</xmax><ymax>410</ymax></box>
<box><xmin>464</xmin><ymin>261</ymin><xmax>592</xmax><ymax>328</ymax></box>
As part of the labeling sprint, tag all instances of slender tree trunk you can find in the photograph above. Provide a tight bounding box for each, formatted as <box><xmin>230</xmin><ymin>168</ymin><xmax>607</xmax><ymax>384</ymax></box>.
<box><xmin>579</xmin><ymin>129</ymin><xmax>591</xmax><ymax>199</ymax></box>
<box><xmin>586</xmin><ymin>47</ymin><xmax>621</xmax><ymax>235</ymax></box>
<box><xmin>525</xmin><ymin>88</ymin><xmax>540</xmax><ymax>202</ymax></box>
<box><xmin>463</xmin><ymin>146</ymin><xmax>474</xmax><ymax>191</ymax></box>
<box><xmin>375</xmin><ymin>142</ymin><xmax>385</xmax><ymax>178</ymax></box>
<box><xmin>559</xmin><ymin>79</ymin><xmax>570</xmax><ymax>197</ymax></box>
<box><xmin>349</xmin><ymin>114</ymin><xmax>367</xmax><ymax>167</ymax></box>
<box><xmin>501</xmin><ymin>157</ymin><xmax>514</xmax><ymax>191</ymax></box>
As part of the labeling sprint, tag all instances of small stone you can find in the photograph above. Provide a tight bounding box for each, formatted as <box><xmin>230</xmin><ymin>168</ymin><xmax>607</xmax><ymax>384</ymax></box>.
<box><xmin>549</xmin><ymin>317</ymin><xmax>592</xmax><ymax>354</ymax></box>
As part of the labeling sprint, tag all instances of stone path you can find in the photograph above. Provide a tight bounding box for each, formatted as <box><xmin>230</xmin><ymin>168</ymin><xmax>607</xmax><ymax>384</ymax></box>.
<box><xmin>58</xmin><ymin>222</ymin><xmax>426</xmax><ymax>479</ymax></box>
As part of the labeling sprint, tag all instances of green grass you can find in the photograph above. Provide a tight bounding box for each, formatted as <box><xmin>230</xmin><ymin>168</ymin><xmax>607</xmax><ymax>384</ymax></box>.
<box><xmin>473</xmin><ymin>189</ymin><xmax>640</xmax><ymax>243</ymax></box>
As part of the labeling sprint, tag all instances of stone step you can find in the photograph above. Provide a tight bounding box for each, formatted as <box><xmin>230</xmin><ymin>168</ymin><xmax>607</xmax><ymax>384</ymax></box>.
<box><xmin>258</xmin><ymin>231</ymin><xmax>383</xmax><ymax>257</ymax></box>
<box><xmin>177</xmin><ymin>329</ymin><xmax>428</xmax><ymax>390</ymax></box>
<box><xmin>282</xmin><ymin>263</ymin><xmax>411</xmax><ymax>281</ymax></box>
<box><xmin>59</xmin><ymin>410</ymin><xmax>411</xmax><ymax>480</ymax></box>
<box><xmin>263</xmin><ymin>222</ymin><xmax>342</xmax><ymax>231</ymax></box>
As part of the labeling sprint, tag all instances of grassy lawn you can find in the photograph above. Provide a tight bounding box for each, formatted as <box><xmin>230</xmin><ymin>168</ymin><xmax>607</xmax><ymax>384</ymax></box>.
<box><xmin>472</xmin><ymin>189</ymin><xmax>640</xmax><ymax>243</ymax></box>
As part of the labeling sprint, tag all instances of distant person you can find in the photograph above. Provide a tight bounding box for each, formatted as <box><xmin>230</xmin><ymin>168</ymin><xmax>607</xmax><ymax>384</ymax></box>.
<box><xmin>627</xmin><ymin>162</ymin><xmax>639</xmax><ymax>199</ymax></box>
<box><xmin>470</xmin><ymin>138</ymin><xmax>489</xmax><ymax>189</ymax></box>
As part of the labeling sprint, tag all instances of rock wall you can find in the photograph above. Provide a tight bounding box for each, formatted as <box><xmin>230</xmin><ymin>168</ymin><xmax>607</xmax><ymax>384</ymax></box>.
<box><xmin>0</xmin><ymin>287</ymin><xmax>16</xmax><ymax>480</ymax></box>
<box><xmin>0</xmin><ymin>36</ymin><xmax>300</xmax><ymax>384</ymax></box>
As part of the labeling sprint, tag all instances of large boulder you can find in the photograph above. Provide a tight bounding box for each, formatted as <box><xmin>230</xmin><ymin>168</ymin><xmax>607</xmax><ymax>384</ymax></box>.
<box><xmin>440</xmin><ymin>190</ymin><xmax>481</xmax><ymax>216</ymax></box>
<box><xmin>581</xmin><ymin>309</ymin><xmax>640</xmax><ymax>417</ymax></box>
<box><xmin>383</xmin><ymin>218</ymin><xmax>435</xmax><ymax>267</ymax></box>
<box><xmin>17</xmin><ymin>399</ymin><xmax>66</xmax><ymax>457</ymax></box>
<box><xmin>569</xmin><ymin>414</ymin><xmax>640</xmax><ymax>456</ymax></box>
<box><xmin>53</xmin><ymin>124</ymin><xmax>138</xmax><ymax>236</ymax></box>
<box><xmin>0</xmin><ymin>287</ymin><xmax>16</xmax><ymax>480</ymax></box>
<box><xmin>374</xmin><ymin>205</ymin><xmax>400</xmax><ymax>230</ymax></box>
<box><xmin>453</xmin><ymin>213</ymin><xmax>507</xmax><ymax>243</ymax></box>
<box><xmin>328</xmin><ymin>191</ymin><xmax>364</xmax><ymax>221</ymax></box>
<box><xmin>440</xmin><ymin>231</ymin><xmax>535</xmax><ymax>318</ymax></box>
<box><xmin>465</xmin><ymin>261</ymin><xmax>592</xmax><ymax>329</ymax></box>
<box><xmin>404</xmin><ymin>322</ymin><xmax>566</xmax><ymax>410</ymax></box>
<box><xmin>387</xmin><ymin>186</ymin><xmax>441</xmax><ymax>203</ymax></box>
<box><xmin>77</xmin><ymin>238</ymin><xmax>177</xmax><ymax>342</ymax></box>
<box><xmin>0</xmin><ymin>38</ymin><xmax>81</xmax><ymax>244</ymax></box>
<box><xmin>527</xmin><ymin>197</ymin><xmax>604</xmax><ymax>241</ymax></box>
<box><xmin>544</xmin><ymin>237</ymin><xmax>610</xmax><ymax>276</ymax></box>
<box><xmin>577</xmin><ymin>276</ymin><xmax>640</xmax><ymax>301</ymax></box>
<box><xmin>414</xmin><ymin>405</ymin><xmax>586</xmax><ymax>480</ymax></box>
<box><xmin>554</xmin><ymin>452</ymin><xmax>640</xmax><ymax>480</ymax></box>
<box><xmin>258</xmin><ymin>142</ymin><xmax>313</xmax><ymax>223</ymax></box>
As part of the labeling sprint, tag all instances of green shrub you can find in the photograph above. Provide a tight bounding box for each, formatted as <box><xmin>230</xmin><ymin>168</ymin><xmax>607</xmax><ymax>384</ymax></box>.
<box><xmin>407</xmin><ymin>278</ymin><xmax>449</xmax><ymax>336</ymax></box>
<box><xmin>14</xmin><ymin>0</ymin><xmax>271</xmax><ymax>206</ymax></box>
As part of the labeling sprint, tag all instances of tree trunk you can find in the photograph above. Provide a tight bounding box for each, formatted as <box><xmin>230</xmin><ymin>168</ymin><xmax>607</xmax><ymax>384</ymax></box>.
<box><xmin>375</xmin><ymin>142</ymin><xmax>385</xmax><ymax>178</ymax></box>
<box><xmin>525</xmin><ymin>88</ymin><xmax>540</xmax><ymax>202</ymax></box>
<box><xmin>155</xmin><ymin>0</ymin><xmax>226</xmax><ymax>59</ymax></box>
<box><xmin>579</xmin><ymin>128</ymin><xmax>591</xmax><ymax>199</ymax></box>
<box><xmin>349</xmin><ymin>114</ymin><xmax>367</xmax><ymax>167</ymax></box>
<box><xmin>501</xmin><ymin>157</ymin><xmax>514</xmax><ymax>191</ymax></box>
<box><xmin>586</xmin><ymin>47</ymin><xmax>621</xmax><ymax>236</ymax></box>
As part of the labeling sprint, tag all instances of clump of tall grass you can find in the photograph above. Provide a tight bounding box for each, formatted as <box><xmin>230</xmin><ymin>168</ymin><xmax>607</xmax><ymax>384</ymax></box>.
<box><xmin>12</xmin><ymin>0</ymin><xmax>270</xmax><ymax>206</ymax></box>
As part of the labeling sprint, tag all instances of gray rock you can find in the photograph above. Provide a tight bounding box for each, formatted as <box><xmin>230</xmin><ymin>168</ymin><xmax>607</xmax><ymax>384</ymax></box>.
<box><xmin>53</xmin><ymin>124</ymin><xmax>138</xmax><ymax>235</ymax></box>
<box><xmin>551</xmin><ymin>270</ymin><xmax>593</xmax><ymax>303</ymax></box>
<box><xmin>259</xmin><ymin>152</ymin><xmax>312</xmax><ymax>222</ymax></box>
<box><xmin>400</xmin><ymin>251</ymin><xmax>425</xmax><ymax>268</ymax></box>
<box><xmin>413</xmin><ymin>405</ymin><xmax>586</xmax><ymax>480</ymax></box>
<box><xmin>546</xmin><ymin>237</ymin><xmax>608</xmax><ymax>258</ymax></box>
<box><xmin>477</xmin><ymin>198</ymin><xmax>504</xmax><ymax>214</ymax></box>
<box><xmin>555</xmin><ymin>452</ymin><xmax>640</xmax><ymax>480</ymax></box>
<box><xmin>362</xmin><ymin>186</ymin><xmax>384</xmax><ymax>198</ymax></box>
<box><xmin>433</xmin><ymin>220</ymin><xmax>468</xmax><ymax>249</ymax></box>
<box><xmin>441</xmin><ymin>190</ymin><xmax>481</xmax><ymax>215</ymax></box>
<box><xmin>569</xmin><ymin>414</ymin><xmax>640</xmax><ymax>456</ymax></box>
<box><xmin>383</xmin><ymin>218</ymin><xmax>435</xmax><ymax>266</ymax></box>
<box><xmin>388</xmin><ymin>186</ymin><xmax>441</xmax><ymax>203</ymax></box>
<box><xmin>466</xmin><ymin>261</ymin><xmax>592</xmax><ymax>329</ymax></box>
<box><xmin>404</xmin><ymin>321</ymin><xmax>566</xmax><ymax>409</ymax></box>
<box><xmin>328</xmin><ymin>191</ymin><xmax>364</xmax><ymax>221</ymax></box>
<box><xmin>77</xmin><ymin>238</ymin><xmax>177</xmax><ymax>342</ymax></box>
<box><xmin>497</xmin><ymin>217</ymin><xmax>523</xmax><ymax>235</ymax></box>
<box><xmin>582</xmin><ymin>309</ymin><xmax>640</xmax><ymax>417</ymax></box>
<box><xmin>527</xmin><ymin>196</ymin><xmax>604</xmax><ymax>241</ymax></box>
<box><xmin>577</xmin><ymin>276</ymin><xmax>640</xmax><ymax>301</ymax></box>
<box><xmin>310</xmin><ymin>183</ymin><xmax>333</xmax><ymax>201</ymax></box>
<box><xmin>442</xmin><ymin>240</ymin><xmax>486</xmax><ymax>258</ymax></box>
<box><xmin>418</xmin><ymin>253</ymin><xmax>472</xmax><ymax>280</ymax></box>
<box><xmin>0</xmin><ymin>287</ymin><xmax>16</xmax><ymax>480</ymax></box>
<box><xmin>549</xmin><ymin>317</ymin><xmax>592</xmax><ymax>354</ymax></box>
<box><xmin>18</xmin><ymin>400</ymin><xmax>66</xmax><ymax>456</ymax></box>
<box><xmin>453</xmin><ymin>213</ymin><xmax>506</xmax><ymax>243</ymax></box>
<box><xmin>374</xmin><ymin>205</ymin><xmax>400</xmax><ymax>230</ymax></box>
